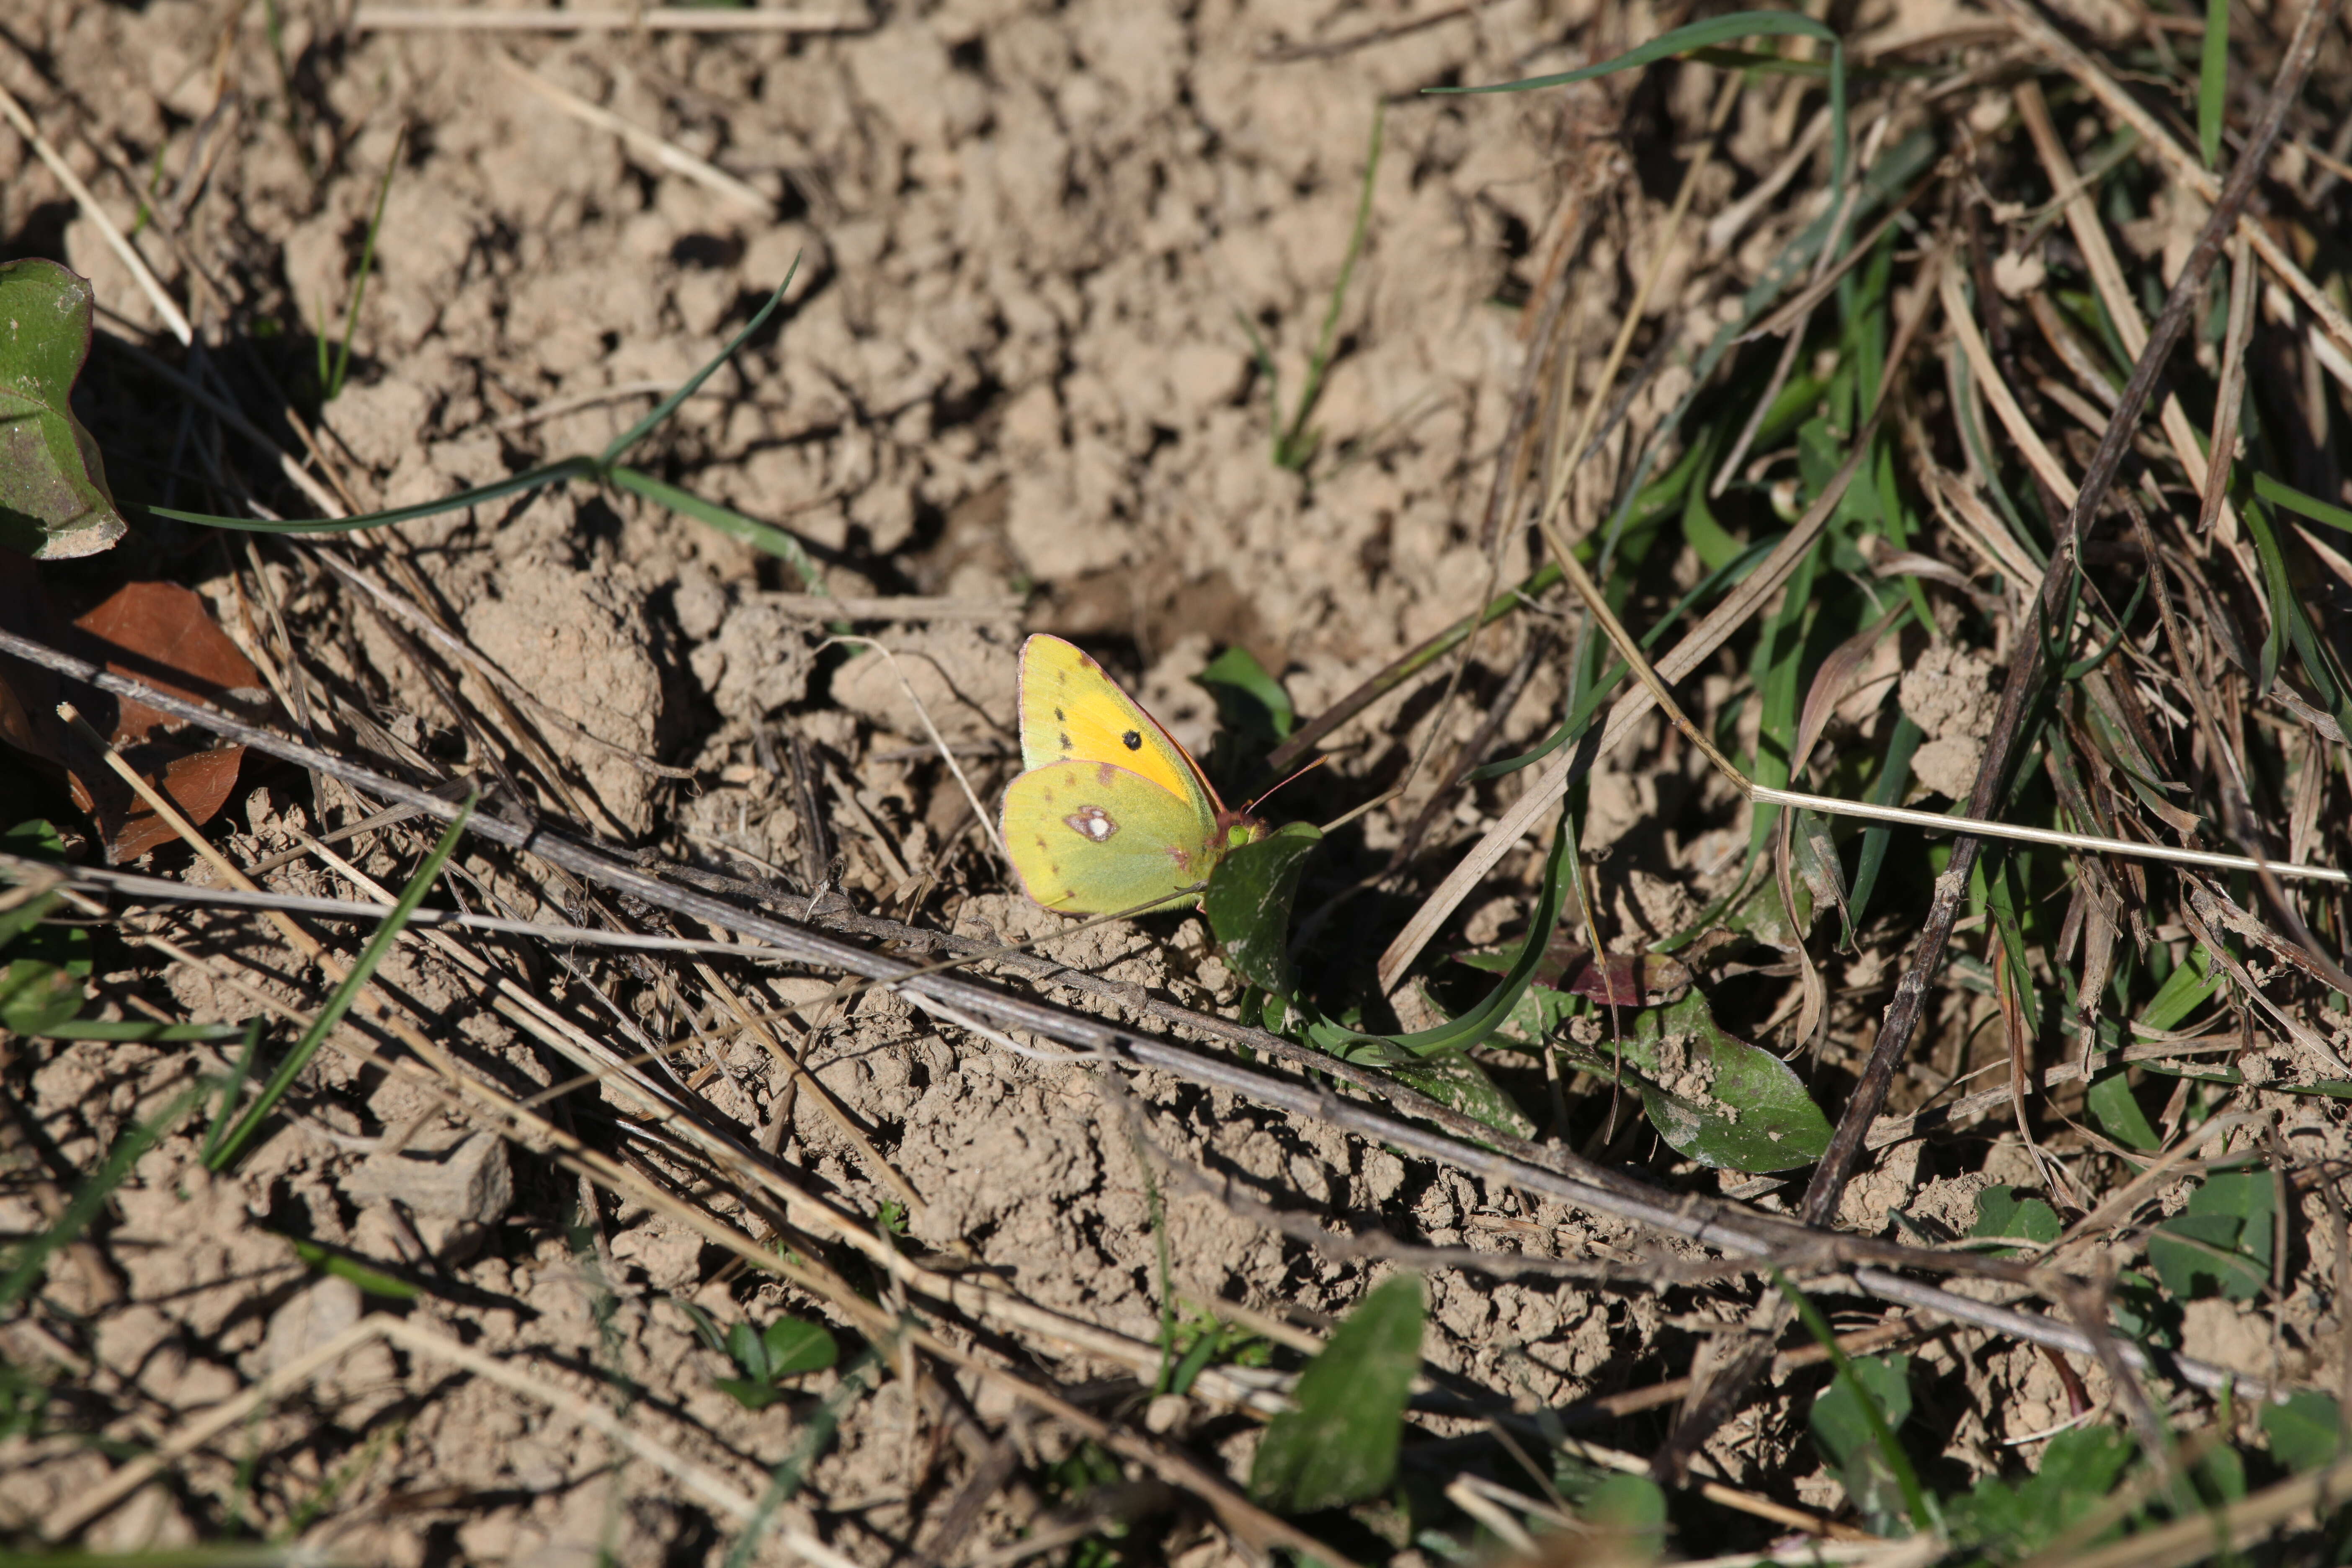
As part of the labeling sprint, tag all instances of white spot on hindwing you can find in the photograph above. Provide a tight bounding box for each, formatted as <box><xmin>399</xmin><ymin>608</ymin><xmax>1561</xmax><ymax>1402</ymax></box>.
<box><xmin>1065</xmin><ymin>805</ymin><xmax>1118</xmax><ymax>842</ymax></box>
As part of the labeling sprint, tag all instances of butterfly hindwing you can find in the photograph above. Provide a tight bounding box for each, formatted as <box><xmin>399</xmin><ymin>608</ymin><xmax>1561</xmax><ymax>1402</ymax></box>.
<box><xmin>1001</xmin><ymin>759</ymin><xmax>1220</xmax><ymax>914</ymax></box>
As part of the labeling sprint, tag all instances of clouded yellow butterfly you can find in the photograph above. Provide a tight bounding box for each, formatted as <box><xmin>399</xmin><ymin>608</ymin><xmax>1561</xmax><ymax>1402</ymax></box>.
<box><xmin>1001</xmin><ymin>635</ymin><xmax>1265</xmax><ymax>915</ymax></box>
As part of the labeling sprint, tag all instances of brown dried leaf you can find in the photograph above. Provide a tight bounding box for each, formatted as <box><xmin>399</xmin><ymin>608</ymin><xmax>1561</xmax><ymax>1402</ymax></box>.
<box><xmin>0</xmin><ymin>562</ymin><xmax>265</xmax><ymax>861</ymax></box>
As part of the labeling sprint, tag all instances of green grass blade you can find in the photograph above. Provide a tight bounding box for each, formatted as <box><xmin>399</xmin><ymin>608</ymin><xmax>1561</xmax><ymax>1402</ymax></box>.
<box><xmin>325</xmin><ymin>125</ymin><xmax>405</xmax><ymax>402</ymax></box>
<box><xmin>601</xmin><ymin>259</ymin><xmax>802</xmax><ymax>466</ymax></box>
<box><xmin>2198</xmin><ymin>0</ymin><xmax>2230</xmax><ymax>170</ymax></box>
<box><xmin>28</xmin><ymin>1019</ymin><xmax>243</xmax><ymax>1042</ymax></box>
<box><xmin>1235</xmin><ymin>306</ymin><xmax>1285</xmax><ymax>454</ymax></box>
<box><xmin>604</xmin><ymin>466</ymin><xmax>829</xmax><ymax>594</ymax></box>
<box><xmin>1308</xmin><ymin>801</ymin><xmax>1575</xmax><ymax>1058</ymax></box>
<box><xmin>723</xmin><ymin>1346</ymin><xmax>883</xmax><ymax>1568</ymax></box>
<box><xmin>206</xmin><ymin>794</ymin><xmax>476</xmax><ymax>1171</ymax></box>
<box><xmin>0</xmin><ymin>1081</ymin><xmax>205</xmax><ymax>1313</ymax></box>
<box><xmin>151</xmin><ymin>456</ymin><xmax>598</xmax><ymax>534</ymax></box>
<box><xmin>1428</xmin><ymin>11</ymin><xmax>1847</xmax><ymax>196</ymax></box>
<box><xmin>1778</xmin><ymin>1270</ymin><xmax>1936</xmax><ymax>1534</ymax></box>
<box><xmin>2254</xmin><ymin>470</ymin><xmax>2352</xmax><ymax>532</ymax></box>
<box><xmin>1846</xmin><ymin>713</ymin><xmax>1920</xmax><ymax>929</ymax></box>
<box><xmin>1278</xmin><ymin>103</ymin><xmax>1383</xmax><ymax>470</ymax></box>
<box><xmin>1472</xmin><ymin>532</ymin><xmax>1778</xmax><ymax>781</ymax></box>
<box><xmin>201</xmin><ymin>1018</ymin><xmax>267</xmax><ymax>1168</ymax></box>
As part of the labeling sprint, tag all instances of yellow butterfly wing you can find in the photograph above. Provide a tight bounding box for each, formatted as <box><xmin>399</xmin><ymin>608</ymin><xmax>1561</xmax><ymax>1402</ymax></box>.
<box><xmin>1000</xmin><ymin>759</ymin><xmax>1222</xmax><ymax>914</ymax></box>
<box><xmin>1016</xmin><ymin>635</ymin><xmax>1222</xmax><ymax>819</ymax></box>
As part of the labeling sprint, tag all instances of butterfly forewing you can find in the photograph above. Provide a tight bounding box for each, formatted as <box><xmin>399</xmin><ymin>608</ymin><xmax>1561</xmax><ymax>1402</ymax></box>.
<box><xmin>1017</xmin><ymin>635</ymin><xmax>1222</xmax><ymax>818</ymax></box>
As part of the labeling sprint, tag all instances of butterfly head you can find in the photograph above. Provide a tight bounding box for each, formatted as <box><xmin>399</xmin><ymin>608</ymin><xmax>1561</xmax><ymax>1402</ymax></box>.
<box><xmin>1217</xmin><ymin>811</ymin><xmax>1268</xmax><ymax>854</ymax></box>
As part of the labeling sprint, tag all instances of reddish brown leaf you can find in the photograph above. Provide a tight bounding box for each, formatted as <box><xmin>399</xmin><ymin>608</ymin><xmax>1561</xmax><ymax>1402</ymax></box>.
<box><xmin>0</xmin><ymin>560</ymin><xmax>266</xmax><ymax>861</ymax></box>
<box><xmin>98</xmin><ymin>745</ymin><xmax>249</xmax><ymax>861</ymax></box>
<box><xmin>1534</xmin><ymin>937</ymin><xmax>1692</xmax><ymax>1005</ymax></box>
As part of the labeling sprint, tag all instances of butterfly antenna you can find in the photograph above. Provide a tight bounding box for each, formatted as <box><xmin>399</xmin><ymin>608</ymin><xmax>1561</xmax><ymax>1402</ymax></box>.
<box><xmin>1243</xmin><ymin>754</ymin><xmax>1329</xmax><ymax>815</ymax></box>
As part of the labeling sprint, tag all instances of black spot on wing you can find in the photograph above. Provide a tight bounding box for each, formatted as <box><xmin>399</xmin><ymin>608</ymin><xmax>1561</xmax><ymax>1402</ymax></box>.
<box><xmin>1054</xmin><ymin>707</ymin><xmax>1065</xmax><ymax>721</ymax></box>
<box><xmin>1121</xmin><ymin>730</ymin><xmax>1142</xmax><ymax>750</ymax></box>
<box><xmin>1058</xmin><ymin>730</ymin><xmax>1073</xmax><ymax>750</ymax></box>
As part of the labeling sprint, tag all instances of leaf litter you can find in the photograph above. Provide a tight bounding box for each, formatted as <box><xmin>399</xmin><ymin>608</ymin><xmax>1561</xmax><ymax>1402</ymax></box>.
<box><xmin>1</xmin><ymin>0</ymin><xmax>2351</xmax><ymax>1561</ymax></box>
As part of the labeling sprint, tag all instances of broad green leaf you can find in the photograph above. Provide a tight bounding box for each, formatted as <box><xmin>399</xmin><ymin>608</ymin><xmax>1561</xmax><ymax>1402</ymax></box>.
<box><xmin>1970</xmin><ymin>1185</ymin><xmax>2061</xmax><ymax>1255</ymax></box>
<box><xmin>2111</xmin><ymin>1269</ymin><xmax>2182</xmax><ymax>1346</ymax></box>
<box><xmin>1945</xmin><ymin>1425</ymin><xmax>2133</xmax><ymax>1553</ymax></box>
<box><xmin>1364</xmin><ymin>1047</ymin><xmax>1536</xmax><ymax>1140</ymax></box>
<box><xmin>1251</xmin><ymin>1273</ymin><xmax>1423</xmax><ymax>1513</ymax></box>
<box><xmin>1808</xmin><ymin>1353</ymin><xmax>1916</xmax><ymax>1536</ymax></box>
<box><xmin>760</xmin><ymin>1316</ymin><xmax>838</xmax><ymax>1377</ymax></box>
<box><xmin>1557</xmin><ymin>990</ymin><xmax>1831</xmax><ymax>1172</ymax></box>
<box><xmin>0</xmin><ymin>958</ymin><xmax>83</xmax><ymax>1036</ymax></box>
<box><xmin>2261</xmin><ymin>1390</ymin><xmax>2344</xmax><ymax>1473</ymax></box>
<box><xmin>0</xmin><ymin>259</ymin><xmax>125</xmax><ymax>558</ymax></box>
<box><xmin>727</xmin><ymin>1320</ymin><xmax>770</xmax><ymax>1380</ymax></box>
<box><xmin>714</xmin><ymin>1375</ymin><xmax>792</xmax><ymax>1411</ymax></box>
<box><xmin>2138</xmin><ymin>945</ymin><xmax>2220</xmax><ymax>1031</ymax></box>
<box><xmin>717</xmin><ymin>1313</ymin><xmax>838</xmax><ymax>1408</ymax></box>
<box><xmin>2193</xmin><ymin>1437</ymin><xmax>2246</xmax><ymax>1504</ymax></box>
<box><xmin>1195</xmin><ymin>643</ymin><xmax>1297</xmax><ymax>743</ymax></box>
<box><xmin>2086</xmin><ymin>1073</ymin><xmax>2162</xmax><ymax>1152</ymax></box>
<box><xmin>1723</xmin><ymin>861</ymin><xmax>1813</xmax><ymax>949</ymax></box>
<box><xmin>2148</xmin><ymin>1171</ymin><xmax>2274</xmax><ymax>1301</ymax></box>
<box><xmin>1206</xmin><ymin>823</ymin><xmax>1321</xmax><ymax>995</ymax></box>
<box><xmin>1580</xmin><ymin>1473</ymin><xmax>1667</xmax><ymax>1548</ymax></box>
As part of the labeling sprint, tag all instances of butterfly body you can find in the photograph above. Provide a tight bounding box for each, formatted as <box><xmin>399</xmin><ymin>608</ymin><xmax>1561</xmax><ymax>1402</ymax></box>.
<box><xmin>1001</xmin><ymin>635</ymin><xmax>1263</xmax><ymax>915</ymax></box>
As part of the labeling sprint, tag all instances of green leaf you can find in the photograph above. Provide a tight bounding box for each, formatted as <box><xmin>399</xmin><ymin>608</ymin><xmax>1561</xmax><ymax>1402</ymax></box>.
<box><xmin>2197</xmin><ymin>0</ymin><xmax>2230</xmax><ymax>170</ymax></box>
<box><xmin>1970</xmin><ymin>1185</ymin><xmax>2061</xmax><ymax>1256</ymax></box>
<box><xmin>717</xmin><ymin>1313</ymin><xmax>837</xmax><ymax>1408</ymax></box>
<box><xmin>1250</xmin><ymin>1274</ymin><xmax>1423</xmax><ymax>1513</ymax></box>
<box><xmin>2148</xmin><ymin>1171</ymin><xmax>2274</xmax><ymax>1301</ymax></box>
<box><xmin>1809</xmin><ymin>1353</ymin><xmax>1917</xmax><ymax>1535</ymax></box>
<box><xmin>2087</xmin><ymin>1073</ymin><xmax>2162</xmax><ymax>1152</ymax></box>
<box><xmin>1557</xmin><ymin>990</ymin><xmax>1831</xmax><ymax>1172</ymax></box>
<box><xmin>2261</xmin><ymin>1390</ymin><xmax>2344</xmax><ymax>1473</ymax></box>
<box><xmin>0</xmin><ymin>258</ymin><xmax>125</xmax><ymax>559</ymax></box>
<box><xmin>714</xmin><ymin>1376</ymin><xmax>791</xmax><ymax>1412</ymax></box>
<box><xmin>727</xmin><ymin>1320</ymin><xmax>770</xmax><ymax>1381</ymax></box>
<box><xmin>1946</xmin><ymin>1425</ymin><xmax>2133</xmax><ymax>1553</ymax></box>
<box><xmin>1366</xmin><ymin>1048</ymin><xmax>1537</xmax><ymax>1141</ymax></box>
<box><xmin>759</xmin><ymin>1316</ymin><xmax>838</xmax><ymax>1377</ymax></box>
<box><xmin>1580</xmin><ymin>1473</ymin><xmax>1667</xmax><ymax>1546</ymax></box>
<box><xmin>1195</xmin><ymin>644</ymin><xmax>1297</xmax><ymax>744</ymax></box>
<box><xmin>24</xmin><ymin>1017</ymin><xmax>241</xmax><ymax>1041</ymax></box>
<box><xmin>1205</xmin><ymin>823</ymin><xmax>1320</xmax><ymax>995</ymax></box>
<box><xmin>2111</xmin><ymin>1269</ymin><xmax>2182</xmax><ymax>1346</ymax></box>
